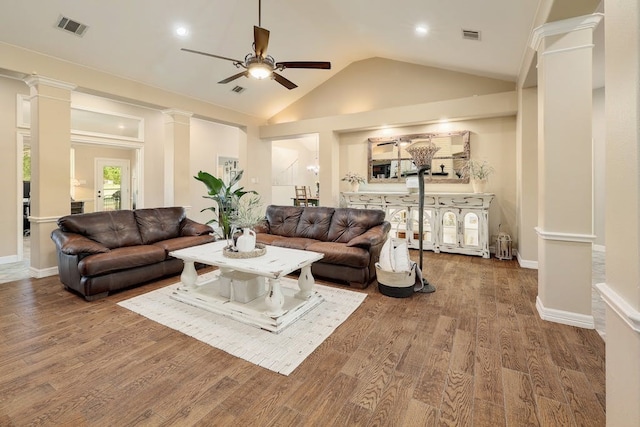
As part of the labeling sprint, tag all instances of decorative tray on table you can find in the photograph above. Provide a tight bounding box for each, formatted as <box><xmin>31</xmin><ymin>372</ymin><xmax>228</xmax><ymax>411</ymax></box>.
<box><xmin>222</xmin><ymin>243</ymin><xmax>266</xmax><ymax>259</ymax></box>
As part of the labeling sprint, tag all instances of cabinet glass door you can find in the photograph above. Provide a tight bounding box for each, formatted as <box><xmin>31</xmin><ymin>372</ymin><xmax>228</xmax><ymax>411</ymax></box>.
<box><xmin>441</xmin><ymin>211</ymin><xmax>458</xmax><ymax>245</ymax></box>
<box><xmin>462</xmin><ymin>211</ymin><xmax>480</xmax><ymax>247</ymax></box>
<box><xmin>409</xmin><ymin>208</ymin><xmax>433</xmax><ymax>245</ymax></box>
<box><xmin>387</xmin><ymin>207</ymin><xmax>409</xmax><ymax>240</ymax></box>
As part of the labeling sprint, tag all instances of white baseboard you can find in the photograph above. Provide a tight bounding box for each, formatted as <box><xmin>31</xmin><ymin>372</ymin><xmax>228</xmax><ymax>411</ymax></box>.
<box><xmin>536</xmin><ymin>296</ymin><xmax>595</xmax><ymax>329</ymax></box>
<box><xmin>516</xmin><ymin>250</ymin><xmax>538</xmax><ymax>269</ymax></box>
<box><xmin>0</xmin><ymin>255</ymin><xmax>19</xmax><ymax>265</ymax></box>
<box><xmin>29</xmin><ymin>266</ymin><xmax>59</xmax><ymax>279</ymax></box>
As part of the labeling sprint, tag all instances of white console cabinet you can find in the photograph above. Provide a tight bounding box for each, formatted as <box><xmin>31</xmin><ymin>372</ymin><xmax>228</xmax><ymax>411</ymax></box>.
<box><xmin>343</xmin><ymin>192</ymin><xmax>494</xmax><ymax>258</ymax></box>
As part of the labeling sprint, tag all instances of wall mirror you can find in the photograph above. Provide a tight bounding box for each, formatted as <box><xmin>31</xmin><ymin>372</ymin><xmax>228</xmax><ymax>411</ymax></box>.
<box><xmin>368</xmin><ymin>130</ymin><xmax>470</xmax><ymax>183</ymax></box>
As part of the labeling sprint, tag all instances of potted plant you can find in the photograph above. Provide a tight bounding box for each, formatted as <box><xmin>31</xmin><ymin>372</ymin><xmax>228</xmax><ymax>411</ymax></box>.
<box><xmin>467</xmin><ymin>160</ymin><xmax>494</xmax><ymax>193</ymax></box>
<box><xmin>341</xmin><ymin>171</ymin><xmax>365</xmax><ymax>192</ymax></box>
<box><xmin>194</xmin><ymin>169</ymin><xmax>256</xmax><ymax>240</ymax></box>
<box><xmin>230</xmin><ymin>193</ymin><xmax>264</xmax><ymax>252</ymax></box>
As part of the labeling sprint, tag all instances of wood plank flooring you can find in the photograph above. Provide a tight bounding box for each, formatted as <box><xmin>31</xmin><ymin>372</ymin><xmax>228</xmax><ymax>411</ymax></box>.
<box><xmin>0</xmin><ymin>251</ymin><xmax>605</xmax><ymax>426</ymax></box>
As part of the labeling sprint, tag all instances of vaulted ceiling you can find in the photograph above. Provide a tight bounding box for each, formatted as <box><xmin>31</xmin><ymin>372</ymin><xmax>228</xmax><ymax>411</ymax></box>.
<box><xmin>1</xmin><ymin>1</ymin><xmax>601</xmax><ymax>120</ymax></box>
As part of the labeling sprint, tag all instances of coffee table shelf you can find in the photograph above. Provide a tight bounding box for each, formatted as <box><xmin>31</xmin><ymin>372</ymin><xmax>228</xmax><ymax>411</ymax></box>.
<box><xmin>169</xmin><ymin>241</ymin><xmax>325</xmax><ymax>333</ymax></box>
<box><xmin>171</xmin><ymin>271</ymin><xmax>324</xmax><ymax>333</ymax></box>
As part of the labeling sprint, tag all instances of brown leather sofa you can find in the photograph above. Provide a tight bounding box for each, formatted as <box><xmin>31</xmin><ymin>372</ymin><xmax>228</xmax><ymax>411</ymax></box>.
<box><xmin>254</xmin><ymin>205</ymin><xmax>390</xmax><ymax>288</ymax></box>
<box><xmin>51</xmin><ymin>207</ymin><xmax>215</xmax><ymax>301</ymax></box>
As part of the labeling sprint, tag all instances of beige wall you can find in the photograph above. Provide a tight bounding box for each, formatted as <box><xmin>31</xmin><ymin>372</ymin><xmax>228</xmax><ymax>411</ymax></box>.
<box><xmin>601</xmin><ymin>0</ymin><xmax>640</xmax><ymax>422</ymax></box>
<box><xmin>515</xmin><ymin>87</ymin><xmax>539</xmax><ymax>267</ymax></box>
<box><xmin>0</xmin><ymin>76</ymin><xmax>28</xmax><ymax>261</ymax></box>
<box><xmin>72</xmin><ymin>144</ymin><xmax>136</xmax><ymax>213</ymax></box>
<box><xmin>269</xmin><ymin>57</ymin><xmax>515</xmax><ymax>124</ymax></box>
<box><xmin>592</xmin><ymin>87</ymin><xmax>606</xmax><ymax>248</ymax></box>
<box><xmin>339</xmin><ymin>116</ymin><xmax>517</xmax><ymax>245</ymax></box>
<box><xmin>189</xmin><ymin>117</ymin><xmax>242</xmax><ymax>227</ymax></box>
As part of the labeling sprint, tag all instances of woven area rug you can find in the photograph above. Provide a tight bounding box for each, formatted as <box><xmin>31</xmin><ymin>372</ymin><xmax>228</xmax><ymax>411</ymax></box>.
<box><xmin>118</xmin><ymin>272</ymin><xmax>366</xmax><ymax>375</ymax></box>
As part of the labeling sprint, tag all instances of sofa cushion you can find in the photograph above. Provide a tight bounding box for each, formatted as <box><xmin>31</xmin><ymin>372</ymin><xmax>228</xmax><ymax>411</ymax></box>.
<box><xmin>58</xmin><ymin>210</ymin><xmax>142</xmax><ymax>249</ymax></box>
<box><xmin>306</xmin><ymin>241</ymin><xmax>369</xmax><ymax>268</ymax></box>
<box><xmin>154</xmin><ymin>235</ymin><xmax>216</xmax><ymax>254</ymax></box>
<box><xmin>294</xmin><ymin>207</ymin><xmax>334</xmax><ymax>241</ymax></box>
<box><xmin>134</xmin><ymin>207</ymin><xmax>185</xmax><ymax>244</ymax></box>
<box><xmin>78</xmin><ymin>245</ymin><xmax>166</xmax><ymax>277</ymax></box>
<box><xmin>327</xmin><ymin>208</ymin><xmax>386</xmax><ymax>244</ymax></box>
<box><xmin>265</xmin><ymin>205</ymin><xmax>305</xmax><ymax>237</ymax></box>
<box><xmin>255</xmin><ymin>233</ymin><xmax>285</xmax><ymax>246</ymax></box>
<box><xmin>269</xmin><ymin>237</ymin><xmax>321</xmax><ymax>251</ymax></box>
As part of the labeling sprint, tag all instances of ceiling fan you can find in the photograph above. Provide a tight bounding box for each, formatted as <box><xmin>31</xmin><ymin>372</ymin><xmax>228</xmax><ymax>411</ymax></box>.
<box><xmin>181</xmin><ymin>0</ymin><xmax>331</xmax><ymax>90</ymax></box>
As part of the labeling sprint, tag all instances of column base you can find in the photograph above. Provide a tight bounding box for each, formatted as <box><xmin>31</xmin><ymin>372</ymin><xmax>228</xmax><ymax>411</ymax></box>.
<box><xmin>536</xmin><ymin>296</ymin><xmax>595</xmax><ymax>329</ymax></box>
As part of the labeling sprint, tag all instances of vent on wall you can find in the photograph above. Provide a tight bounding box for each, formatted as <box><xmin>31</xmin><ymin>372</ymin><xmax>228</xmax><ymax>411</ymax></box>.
<box><xmin>55</xmin><ymin>15</ymin><xmax>89</xmax><ymax>37</ymax></box>
<box><xmin>462</xmin><ymin>29</ymin><xmax>481</xmax><ymax>41</ymax></box>
<box><xmin>231</xmin><ymin>86</ymin><xmax>246</xmax><ymax>94</ymax></box>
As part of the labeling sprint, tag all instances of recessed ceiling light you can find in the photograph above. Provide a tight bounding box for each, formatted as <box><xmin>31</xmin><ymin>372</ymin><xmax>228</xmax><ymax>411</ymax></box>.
<box><xmin>415</xmin><ymin>25</ymin><xmax>428</xmax><ymax>36</ymax></box>
<box><xmin>175</xmin><ymin>26</ymin><xmax>188</xmax><ymax>37</ymax></box>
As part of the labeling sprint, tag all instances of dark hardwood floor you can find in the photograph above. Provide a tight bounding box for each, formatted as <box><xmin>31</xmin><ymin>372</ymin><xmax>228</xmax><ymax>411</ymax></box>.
<box><xmin>0</xmin><ymin>251</ymin><xmax>605</xmax><ymax>426</ymax></box>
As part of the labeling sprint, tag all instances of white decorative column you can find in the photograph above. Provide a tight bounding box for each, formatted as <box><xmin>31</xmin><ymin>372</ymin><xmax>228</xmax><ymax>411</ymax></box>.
<box><xmin>530</xmin><ymin>14</ymin><xmax>602</xmax><ymax>328</ymax></box>
<box><xmin>597</xmin><ymin>0</ymin><xmax>640</xmax><ymax>424</ymax></box>
<box><xmin>163</xmin><ymin>109</ymin><xmax>192</xmax><ymax>207</ymax></box>
<box><xmin>318</xmin><ymin>130</ymin><xmax>339</xmax><ymax>206</ymax></box>
<box><xmin>24</xmin><ymin>75</ymin><xmax>76</xmax><ymax>278</ymax></box>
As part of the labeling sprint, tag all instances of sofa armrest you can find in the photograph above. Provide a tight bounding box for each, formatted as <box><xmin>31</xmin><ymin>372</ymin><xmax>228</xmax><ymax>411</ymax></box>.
<box><xmin>180</xmin><ymin>218</ymin><xmax>214</xmax><ymax>237</ymax></box>
<box><xmin>345</xmin><ymin>222</ymin><xmax>391</xmax><ymax>249</ymax></box>
<box><xmin>51</xmin><ymin>229</ymin><xmax>110</xmax><ymax>255</ymax></box>
<box><xmin>253</xmin><ymin>219</ymin><xmax>270</xmax><ymax>234</ymax></box>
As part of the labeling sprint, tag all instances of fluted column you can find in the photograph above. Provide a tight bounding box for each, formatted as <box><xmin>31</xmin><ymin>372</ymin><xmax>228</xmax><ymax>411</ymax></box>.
<box><xmin>24</xmin><ymin>75</ymin><xmax>76</xmax><ymax>278</ymax></box>
<box><xmin>530</xmin><ymin>14</ymin><xmax>602</xmax><ymax>328</ymax></box>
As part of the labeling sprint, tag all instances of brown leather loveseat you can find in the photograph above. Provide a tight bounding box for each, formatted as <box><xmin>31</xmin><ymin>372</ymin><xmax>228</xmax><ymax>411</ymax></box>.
<box><xmin>254</xmin><ymin>205</ymin><xmax>390</xmax><ymax>289</ymax></box>
<box><xmin>51</xmin><ymin>207</ymin><xmax>215</xmax><ymax>301</ymax></box>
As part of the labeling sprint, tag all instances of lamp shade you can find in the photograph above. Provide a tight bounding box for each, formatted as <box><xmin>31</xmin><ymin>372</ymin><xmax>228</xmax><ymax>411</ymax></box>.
<box><xmin>406</xmin><ymin>139</ymin><xmax>441</xmax><ymax>168</ymax></box>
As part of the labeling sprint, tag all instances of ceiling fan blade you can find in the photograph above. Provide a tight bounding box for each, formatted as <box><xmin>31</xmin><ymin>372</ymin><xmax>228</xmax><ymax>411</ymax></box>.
<box><xmin>273</xmin><ymin>72</ymin><xmax>298</xmax><ymax>90</ymax></box>
<box><xmin>254</xmin><ymin>26</ymin><xmax>270</xmax><ymax>58</ymax></box>
<box><xmin>181</xmin><ymin>48</ymin><xmax>243</xmax><ymax>64</ymax></box>
<box><xmin>276</xmin><ymin>61</ymin><xmax>331</xmax><ymax>70</ymax></box>
<box><xmin>218</xmin><ymin>71</ymin><xmax>249</xmax><ymax>84</ymax></box>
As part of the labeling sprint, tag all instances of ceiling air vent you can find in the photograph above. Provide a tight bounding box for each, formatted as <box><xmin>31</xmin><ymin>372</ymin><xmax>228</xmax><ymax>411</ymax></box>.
<box><xmin>55</xmin><ymin>15</ymin><xmax>89</xmax><ymax>37</ymax></box>
<box><xmin>462</xmin><ymin>29</ymin><xmax>481</xmax><ymax>41</ymax></box>
<box><xmin>231</xmin><ymin>86</ymin><xmax>246</xmax><ymax>94</ymax></box>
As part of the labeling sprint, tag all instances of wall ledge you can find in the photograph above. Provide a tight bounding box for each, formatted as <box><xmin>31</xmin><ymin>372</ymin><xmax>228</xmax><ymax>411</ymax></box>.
<box><xmin>535</xmin><ymin>226</ymin><xmax>596</xmax><ymax>243</ymax></box>
<box><xmin>596</xmin><ymin>283</ymin><xmax>640</xmax><ymax>333</ymax></box>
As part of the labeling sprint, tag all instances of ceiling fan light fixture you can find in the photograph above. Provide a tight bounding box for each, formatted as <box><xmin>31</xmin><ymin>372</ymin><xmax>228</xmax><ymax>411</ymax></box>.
<box><xmin>248</xmin><ymin>62</ymin><xmax>273</xmax><ymax>79</ymax></box>
<box><xmin>246</xmin><ymin>55</ymin><xmax>274</xmax><ymax>79</ymax></box>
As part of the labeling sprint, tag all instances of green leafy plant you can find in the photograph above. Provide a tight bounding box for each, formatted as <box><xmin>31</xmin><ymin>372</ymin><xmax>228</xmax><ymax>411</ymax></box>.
<box><xmin>467</xmin><ymin>160</ymin><xmax>495</xmax><ymax>181</ymax></box>
<box><xmin>194</xmin><ymin>170</ymin><xmax>256</xmax><ymax>239</ymax></box>
<box><xmin>231</xmin><ymin>193</ymin><xmax>264</xmax><ymax>229</ymax></box>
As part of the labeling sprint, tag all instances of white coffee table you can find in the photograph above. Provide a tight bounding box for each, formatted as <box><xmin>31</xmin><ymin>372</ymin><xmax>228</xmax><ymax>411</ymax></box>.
<box><xmin>169</xmin><ymin>241</ymin><xmax>325</xmax><ymax>333</ymax></box>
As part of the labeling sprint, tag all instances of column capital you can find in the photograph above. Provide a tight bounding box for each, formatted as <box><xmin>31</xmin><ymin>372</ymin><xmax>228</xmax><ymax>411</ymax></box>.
<box><xmin>162</xmin><ymin>108</ymin><xmax>193</xmax><ymax>118</ymax></box>
<box><xmin>530</xmin><ymin>13</ymin><xmax>603</xmax><ymax>52</ymax></box>
<box><xmin>23</xmin><ymin>74</ymin><xmax>76</xmax><ymax>91</ymax></box>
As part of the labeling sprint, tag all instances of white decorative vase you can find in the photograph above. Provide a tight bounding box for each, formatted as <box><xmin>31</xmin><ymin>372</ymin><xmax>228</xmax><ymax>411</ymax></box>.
<box><xmin>236</xmin><ymin>228</ymin><xmax>256</xmax><ymax>252</ymax></box>
<box><xmin>472</xmin><ymin>179</ymin><xmax>487</xmax><ymax>193</ymax></box>
<box><xmin>350</xmin><ymin>182</ymin><xmax>360</xmax><ymax>192</ymax></box>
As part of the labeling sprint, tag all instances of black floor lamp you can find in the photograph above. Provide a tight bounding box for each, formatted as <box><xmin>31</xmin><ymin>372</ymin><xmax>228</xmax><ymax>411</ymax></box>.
<box><xmin>407</xmin><ymin>141</ymin><xmax>440</xmax><ymax>293</ymax></box>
